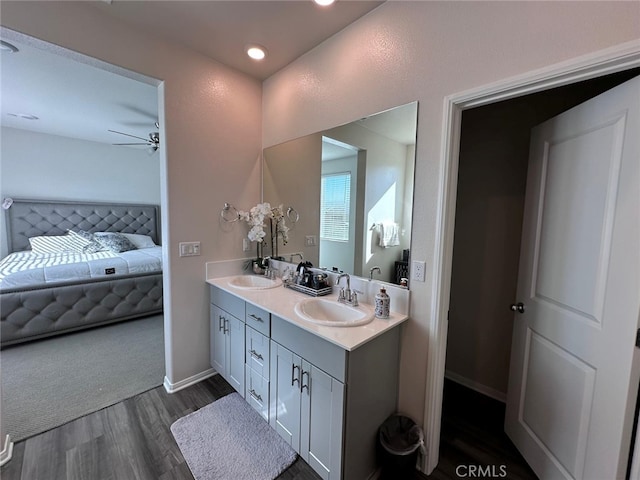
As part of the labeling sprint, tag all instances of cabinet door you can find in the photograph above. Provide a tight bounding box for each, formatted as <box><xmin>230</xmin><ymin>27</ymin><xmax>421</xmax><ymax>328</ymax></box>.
<box><xmin>269</xmin><ymin>341</ymin><xmax>301</xmax><ymax>452</ymax></box>
<box><xmin>210</xmin><ymin>305</ymin><xmax>226</xmax><ymax>374</ymax></box>
<box><xmin>300</xmin><ymin>360</ymin><xmax>345</xmax><ymax>480</ymax></box>
<box><xmin>227</xmin><ymin>314</ymin><xmax>245</xmax><ymax>396</ymax></box>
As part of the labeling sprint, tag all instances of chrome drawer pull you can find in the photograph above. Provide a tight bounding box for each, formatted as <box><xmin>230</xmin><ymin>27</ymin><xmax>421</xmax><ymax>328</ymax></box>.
<box><xmin>291</xmin><ymin>364</ymin><xmax>300</xmax><ymax>386</ymax></box>
<box><xmin>249</xmin><ymin>313</ymin><xmax>264</xmax><ymax>322</ymax></box>
<box><xmin>249</xmin><ymin>389</ymin><xmax>263</xmax><ymax>403</ymax></box>
<box><xmin>249</xmin><ymin>349</ymin><xmax>264</xmax><ymax>361</ymax></box>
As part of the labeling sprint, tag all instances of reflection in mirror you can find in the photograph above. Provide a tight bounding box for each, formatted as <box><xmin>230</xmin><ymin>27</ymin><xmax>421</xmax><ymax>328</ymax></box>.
<box><xmin>263</xmin><ymin>102</ymin><xmax>417</xmax><ymax>287</ymax></box>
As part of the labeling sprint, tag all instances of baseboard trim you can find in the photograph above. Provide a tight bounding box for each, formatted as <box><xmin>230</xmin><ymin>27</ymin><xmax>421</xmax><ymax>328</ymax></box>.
<box><xmin>0</xmin><ymin>435</ymin><xmax>14</xmax><ymax>467</ymax></box>
<box><xmin>163</xmin><ymin>368</ymin><xmax>217</xmax><ymax>394</ymax></box>
<box><xmin>444</xmin><ymin>370</ymin><xmax>507</xmax><ymax>403</ymax></box>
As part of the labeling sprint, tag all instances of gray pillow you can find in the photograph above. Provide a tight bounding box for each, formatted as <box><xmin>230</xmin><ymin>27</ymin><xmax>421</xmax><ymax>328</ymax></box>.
<box><xmin>93</xmin><ymin>232</ymin><xmax>137</xmax><ymax>253</ymax></box>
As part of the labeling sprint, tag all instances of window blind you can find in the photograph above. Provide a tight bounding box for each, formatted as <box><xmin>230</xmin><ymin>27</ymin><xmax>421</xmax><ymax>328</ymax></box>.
<box><xmin>320</xmin><ymin>172</ymin><xmax>351</xmax><ymax>242</ymax></box>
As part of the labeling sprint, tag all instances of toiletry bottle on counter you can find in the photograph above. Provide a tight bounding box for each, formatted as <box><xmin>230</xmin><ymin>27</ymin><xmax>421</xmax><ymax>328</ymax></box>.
<box><xmin>375</xmin><ymin>287</ymin><xmax>390</xmax><ymax>319</ymax></box>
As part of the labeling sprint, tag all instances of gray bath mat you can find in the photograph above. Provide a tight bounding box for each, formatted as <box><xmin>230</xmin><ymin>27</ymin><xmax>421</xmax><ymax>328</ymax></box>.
<box><xmin>171</xmin><ymin>392</ymin><xmax>297</xmax><ymax>480</ymax></box>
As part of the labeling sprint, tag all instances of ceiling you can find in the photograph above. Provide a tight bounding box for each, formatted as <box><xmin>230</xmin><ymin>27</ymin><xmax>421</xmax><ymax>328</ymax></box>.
<box><xmin>0</xmin><ymin>1</ymin><xmax>383</xmax><ymax>146</ymax></box>
<box><xmin>89</xmin><ymin>1</ymin><xmax>384</xmax><ymax>81</ymax></box>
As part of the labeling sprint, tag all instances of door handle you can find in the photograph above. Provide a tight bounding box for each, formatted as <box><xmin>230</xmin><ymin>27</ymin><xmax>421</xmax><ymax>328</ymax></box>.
<box><xmin>224</xmin><ymin>318</ymin><xmax>230</xmax><ymax>334</ymax></box>
<box><xmin>510</xmin><ymin>302</ymin><xmax>525</xmax><ymax>314</ymax></box>
<box><xmin>218</xmin><ymin>315</ymin><xmax>225</xmax><ymax>331</ymax></box>
<box><xmin>249</xmin><ymin>349</ymin><xmax>263</xmax><ymax>361</ymax></box>
<box><xmin>301</xmin><ymin>369</ymin><xmax>309</xmax><ymax>393</ymax></box>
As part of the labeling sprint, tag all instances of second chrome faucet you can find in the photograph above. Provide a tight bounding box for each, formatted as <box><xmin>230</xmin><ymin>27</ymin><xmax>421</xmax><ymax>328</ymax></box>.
<box><xmin>336</xmin><ymin>273</ymin><xmax>359</xmax><ymax>306</ymax></box>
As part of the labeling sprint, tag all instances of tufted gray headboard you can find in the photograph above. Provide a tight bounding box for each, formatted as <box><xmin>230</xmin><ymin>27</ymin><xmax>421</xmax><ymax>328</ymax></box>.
<box><xmin>5</xmin><ymin>199</ymin><xmax>161</xmax><ymax>253</ymax></box>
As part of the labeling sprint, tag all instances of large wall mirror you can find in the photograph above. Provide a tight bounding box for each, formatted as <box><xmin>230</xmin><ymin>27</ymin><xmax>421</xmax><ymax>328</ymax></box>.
<box><xmin>263</xmin><ymin>101</ymin><xmax>418</xmax><ymax>287</ymax></box>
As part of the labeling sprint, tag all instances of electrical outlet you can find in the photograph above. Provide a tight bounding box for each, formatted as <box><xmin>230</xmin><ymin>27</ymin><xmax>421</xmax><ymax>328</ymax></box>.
<box><xmin>242</xmin><ymin>238</ymin><xmax>250</xmax><ymax>252</ymax></box>
<box><xmin>305</xmin><ymin>235</ymin><xmax>317</xmax><ymax>247</ymax></box>
<box><xmin>412</xmin><ymin>260</ymin><xmax>426</xmax><ymax>282</ymax></box>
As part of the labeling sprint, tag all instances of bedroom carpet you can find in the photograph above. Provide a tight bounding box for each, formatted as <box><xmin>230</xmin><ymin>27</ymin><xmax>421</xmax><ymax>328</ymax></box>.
<box><xmin>0</xmin><ymin>314</ymin><xmax>164</xmax><ymax>442</ymax></box>
<box><xmin>171</xmin><ymin>392</ymin><xmax>297</xmax><ymax>480</ymax></box>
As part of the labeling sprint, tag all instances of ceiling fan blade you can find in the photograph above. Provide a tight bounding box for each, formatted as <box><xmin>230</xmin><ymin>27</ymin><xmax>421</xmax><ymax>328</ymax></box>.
<box><xmin>108</xmin><ymin>129</ymin><xmax>150</xmax><ymax>142</ymax></box>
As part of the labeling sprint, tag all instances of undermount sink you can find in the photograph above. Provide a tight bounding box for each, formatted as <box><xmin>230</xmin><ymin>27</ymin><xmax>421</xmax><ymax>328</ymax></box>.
<box><xmin>227</xmin><ymin>275</ymin><xmax>283</xmax><ymax>290</ymax></box>
<box><xmin>294</xmin><ymin>297</ymin><xmax>374</xmax><ymax>327</ymax></box>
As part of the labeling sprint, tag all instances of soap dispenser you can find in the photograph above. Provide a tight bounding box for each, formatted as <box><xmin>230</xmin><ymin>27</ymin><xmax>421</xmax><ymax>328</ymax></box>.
<box><xmin>375</xmin><ymin>286</ymin><xmax>390</xmax><ymax>319</ymax></box>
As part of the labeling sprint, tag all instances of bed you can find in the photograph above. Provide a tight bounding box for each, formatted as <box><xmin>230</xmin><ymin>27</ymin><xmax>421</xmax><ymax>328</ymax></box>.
<box><xmin>0</xmin><ymin>199</ymin><xmax>163</xmax><ymax>347</ymax></box>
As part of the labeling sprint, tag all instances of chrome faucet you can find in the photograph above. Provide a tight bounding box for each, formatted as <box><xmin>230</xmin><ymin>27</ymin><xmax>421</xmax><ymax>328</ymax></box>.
<box><xmin>369</xmin><ymin>266</ymin><xmax>381</xmax><ymax>280</ymax></box>
<box><xmin>261</xmin><ymin>256</ymin><xmax>275</xmax><ymax>279</ymax></box>
<box><xmin>336</xmin><ymin>273</ymin><xmax>358</xmax><ymax>306</ymax></box>
<box><xmin>289</xmin><ymin>252</ymin><xmax>304</xmax><ymax>263</ymax></box>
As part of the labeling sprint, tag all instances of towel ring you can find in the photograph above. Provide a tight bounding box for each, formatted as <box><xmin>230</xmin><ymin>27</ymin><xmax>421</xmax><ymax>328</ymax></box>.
<box><xmin>221</xmin><ymin>203</ymin><xmax>240</xmax><ymax>223</ymax></box>
<box><xmin>286</xmin><ymin>207</ymin><xmax>299</xmax><ymax>224</ymax></box>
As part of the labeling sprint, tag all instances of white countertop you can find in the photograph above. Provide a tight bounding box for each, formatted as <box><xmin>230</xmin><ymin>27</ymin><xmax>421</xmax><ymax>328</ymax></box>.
<box><xmin>207</xmin><ymin>275</ymin><xmax>409</xmax><ymax>351</ymax></box>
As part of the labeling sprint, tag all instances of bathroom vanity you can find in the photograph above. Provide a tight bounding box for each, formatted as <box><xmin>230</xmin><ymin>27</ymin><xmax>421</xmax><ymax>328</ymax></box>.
<box><xmin>207</xmin><ymin>275</ymin><xmax>408</xmax><ymax>480</ymax></box>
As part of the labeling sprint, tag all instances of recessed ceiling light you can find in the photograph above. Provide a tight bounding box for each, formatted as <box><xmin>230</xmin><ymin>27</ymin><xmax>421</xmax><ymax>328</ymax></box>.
<box><xmin>314</xmin><ymin>0</ymin><xmax>335</xmax><ymax>6</ymax></box>
<box><xmin>246</xmin><ymin>44</ymin><xmax>267</xmax><ymax>61</ymax></box>
<box><xmin>0</xmin><ymin>40</ymin><xmax>19</xmax><ymax>53</ymax></box>
<box><xmin>7</xmin><ymin>113</ymin><xmax>39</xmax><ymax>120</ymax></box>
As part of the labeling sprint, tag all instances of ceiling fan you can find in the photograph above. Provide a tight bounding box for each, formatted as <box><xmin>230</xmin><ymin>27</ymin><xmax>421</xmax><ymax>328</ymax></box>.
<box><xmin>108</xmin><ymin>121</ymin><xmax>160</xmax><ymax>152</ymax></box>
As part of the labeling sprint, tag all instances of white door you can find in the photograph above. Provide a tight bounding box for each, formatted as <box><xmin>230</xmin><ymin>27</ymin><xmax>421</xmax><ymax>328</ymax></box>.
<box><xmin>505</xmin><ymin>76</ymin><xmax>640</xmax><ymax>480</ymax></box>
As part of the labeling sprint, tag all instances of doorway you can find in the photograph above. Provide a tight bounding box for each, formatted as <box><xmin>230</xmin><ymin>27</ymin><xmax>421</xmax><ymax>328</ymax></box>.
<box><xmin>0</xmin><ymin>28</ymin><xmax>167</xmax><ymax>454</ymax></box>
<box><xmin>443</xmin><ymin>68</ymin><xmax>640</xmax><ymax>475</ymax></box>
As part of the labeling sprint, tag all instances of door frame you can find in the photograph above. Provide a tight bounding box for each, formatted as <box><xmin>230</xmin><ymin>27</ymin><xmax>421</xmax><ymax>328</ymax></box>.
<box><xmin>424</xmin><ymin>39</ymin><xmax>640</xmax><ymax>474</ymax></box>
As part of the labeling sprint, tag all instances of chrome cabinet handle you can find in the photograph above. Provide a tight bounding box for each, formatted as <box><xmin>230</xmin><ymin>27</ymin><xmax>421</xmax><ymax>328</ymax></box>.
<box><xmin>291</xmin><ymin>364</ymin><xmax>300</xmax><ymax>386</ymax></box>
<box><xmin>218</xmin><ymin>315</ymin><xmax>225</xmax><ymax>332</ymax></box>
<box><xmin>301</xmin><ymin>369</ymin><xmax>309</xmax><ymax>393</ymax></box>
<box><xmin>249</xmin><ymin>349</ymin><xmax>263</xmax><ymax>361</ymax></box>
<box><xmin>249</xmin><ymin>313</ymin><xmax>264</xmax><ymax>322</ymax></box>
<box><xmin>249</xmin><ymin>389</ymin><xmax>263</xmax><ymax>403</ymax></box>
<box><xmin>510</xmin><ymin>302</ymin><xmax>525</xmax><ymax>314</ymax></box>
<box><xmin>224</xmin><ymin>318</ymin><xmax>230</xmax><ymax>334</ymax></box>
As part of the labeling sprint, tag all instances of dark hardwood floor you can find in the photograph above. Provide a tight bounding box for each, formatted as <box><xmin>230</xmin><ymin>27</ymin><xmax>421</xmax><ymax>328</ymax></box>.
<box><xmin>1</xmin><ymin>375</ymin><xmax>535</xmax><ymax>480</ymax></box>
<box><xmin>427</xmin><ymin>379</ymin><xmax>537</xmax><ymax>480</ymax></box>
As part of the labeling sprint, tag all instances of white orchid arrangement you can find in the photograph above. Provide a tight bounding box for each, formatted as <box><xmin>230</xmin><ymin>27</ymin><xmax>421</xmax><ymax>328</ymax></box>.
<box><xmin>238</xmin><ymin>202</ymin><xmax>289</xmax><ymax>245</ymax></box>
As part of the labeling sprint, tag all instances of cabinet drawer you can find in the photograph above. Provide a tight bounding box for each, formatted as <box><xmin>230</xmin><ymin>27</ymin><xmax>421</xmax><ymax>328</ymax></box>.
<box><xmin>246</xmin><ymin>326</ymin><xmax>270</xmax><ymax>379</ymax></box>
<box><xmin>245</xmin><ymin>366</ymin><xmax>269</xmax><ymax>422</ymax></box>
<box><xmin>245</xmin><ymin>303</ymin><xmax>270</xmax><ymax>336</ymax></box>
<box><xmin>210</xmin><ymin>286</ymin><xmax>245</xmax><ymax>320</ymax></box>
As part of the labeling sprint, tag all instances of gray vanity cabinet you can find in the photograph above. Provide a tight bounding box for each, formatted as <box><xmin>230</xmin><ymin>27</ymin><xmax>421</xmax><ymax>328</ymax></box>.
<box><xmin>210</xmin><ymin>284</ymin><xmax>401</xmax><ymax>480</ymax></box>
<box><xmin>245</xmin><ymin>308</ymin><xmax>271</xmax><ymax>421</ymax></box>
<box><xmin>270</xmin><ymin>340</ymin><xmax>344</xmax><ymax>480</ymax></box>
<box><xmin>210</xmin><ymin>288</ymin><xmax>245</xmax><ymax>397</ymax></box>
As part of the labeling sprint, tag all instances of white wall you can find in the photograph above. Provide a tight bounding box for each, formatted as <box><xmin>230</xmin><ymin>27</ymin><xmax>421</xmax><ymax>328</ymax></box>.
<box><xmin>262</xmin><ymin>0</ymin><xmax>640</xmax><ymax>466</ymax></box>
<box><xmin>0</xmin><ymin>127</ymin><xmax>161</xmax><ymax>256</ymax></box>
<box><xmin>323</xmin><ymin>122</ymin><xmax>410</xmax><ymax>281</ymax></box>
<box><xmin>1</xmin><ymin>0</ymin><xmax>262</xmax><ymax>398</ymax></box>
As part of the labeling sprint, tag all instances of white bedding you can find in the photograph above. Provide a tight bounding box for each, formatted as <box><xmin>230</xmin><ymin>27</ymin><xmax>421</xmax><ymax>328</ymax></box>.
<box><xmin>0</xmin><ymin>246</ymin><xmax>163</xmax><ymax>289</ymax></box>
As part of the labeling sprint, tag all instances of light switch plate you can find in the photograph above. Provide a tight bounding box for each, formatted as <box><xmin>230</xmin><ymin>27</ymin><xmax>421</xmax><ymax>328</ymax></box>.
<box><xmin>305</xmin><ymin>235</ymin><xmax>317</xmax><ymax>247</ymax></box>
<box><xmin>412</xmin><ymin>260</ymin><xmax>426</xmax><ymax>282</ymax></box>
<box><xmin>179</xmin><ymin>241</ymin><xmax>201</xmax><ymax>257</ymax></box>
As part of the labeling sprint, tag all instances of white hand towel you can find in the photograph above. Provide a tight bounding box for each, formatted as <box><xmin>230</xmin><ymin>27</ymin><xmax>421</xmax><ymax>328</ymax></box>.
<box><xmin>379</xmin><ymin>222</ymin><xmax>400</xmax><ymax>248</ymax></box>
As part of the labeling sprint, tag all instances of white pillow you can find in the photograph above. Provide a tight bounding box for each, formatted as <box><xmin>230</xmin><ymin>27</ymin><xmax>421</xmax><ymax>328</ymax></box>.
<box><xmin>29</xmin><ymin>233</ymin><xmax>89</xmax><ymax>254</ymax></box>
<box><xmin>120</xmin><ymin>233</ymin><xmax>157</xmax><ymax>249</ymax></box>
